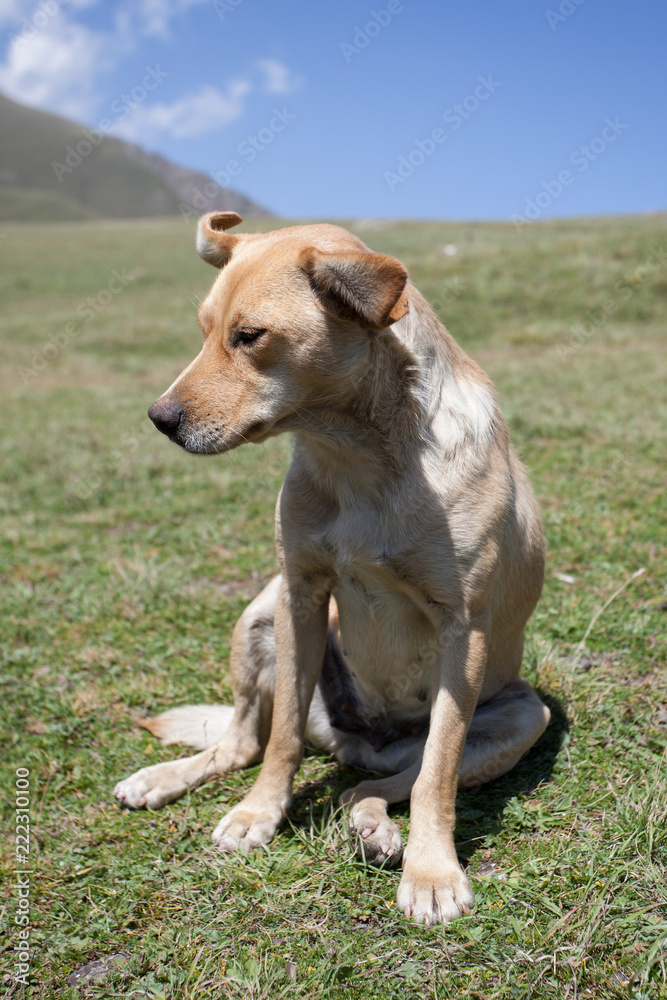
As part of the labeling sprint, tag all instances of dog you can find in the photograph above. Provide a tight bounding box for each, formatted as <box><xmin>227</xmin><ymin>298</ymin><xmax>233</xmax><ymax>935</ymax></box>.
<box><xmin>114</xmin><ymin>211</ymin><xmax>550</xmax><ymax>926</ymax></box>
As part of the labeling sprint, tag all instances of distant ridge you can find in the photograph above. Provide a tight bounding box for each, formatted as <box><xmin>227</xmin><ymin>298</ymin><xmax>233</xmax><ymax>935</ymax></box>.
<box><xmin>0</xmin><ymin>92</ymin><xmax>271</xmax><ymax>221</ymax></box>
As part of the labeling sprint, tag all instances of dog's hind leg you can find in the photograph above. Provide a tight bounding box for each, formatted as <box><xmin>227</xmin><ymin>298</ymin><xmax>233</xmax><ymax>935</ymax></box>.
<box><xmin>339</xmin><ymin>679</ymin><xmax>549</xmax><ymax>867</ymax></box>
<box><xmin>340</xmin><ymin>764</ymin><xmax>421</xmax><ymax>868</ymax></box>
<box><xmin>114</xmin><ymin>576</ymin><xmax>282</xmax><ymax>810</ymax></box>
<box><xmin>458</xmin><ymin>679</ymin><xmax>551</xmax><ymax>788</ymax></box>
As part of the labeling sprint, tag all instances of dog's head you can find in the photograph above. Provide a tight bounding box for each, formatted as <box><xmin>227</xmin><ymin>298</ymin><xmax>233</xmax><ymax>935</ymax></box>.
<box><xmin>148</xmin><ymin>212</ymin><xmax>409</xmax><ymax>453</ymax></box>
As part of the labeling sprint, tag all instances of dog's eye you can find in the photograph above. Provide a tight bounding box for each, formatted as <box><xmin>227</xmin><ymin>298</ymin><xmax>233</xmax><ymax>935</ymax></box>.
<box><xmin>234</xmin><ymin>328</ymin><xmax>267</xmax><ymax>347</ymax></box>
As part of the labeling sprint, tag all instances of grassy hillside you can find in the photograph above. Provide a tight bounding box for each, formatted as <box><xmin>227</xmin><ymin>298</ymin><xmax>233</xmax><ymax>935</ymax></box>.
<box><xmin>0</xmin><ymin>183</ymin><xmax>95</xmax><ymax>221</ymax></box>
<box><xmin>0</xmin><ymin>215</ymin><xmax>665</xmax><ymax>998</ymax></box>
<box><xmin>0</xmin><ymin>94</ymin><xmax>268</xmax><ymax>221</ymax></box>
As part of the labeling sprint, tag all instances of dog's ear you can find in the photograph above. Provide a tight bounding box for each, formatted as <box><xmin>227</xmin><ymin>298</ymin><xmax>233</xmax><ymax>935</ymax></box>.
<box><xmin>197</xmin><ymin>211</ymin><xmax>244</xmax><ymax>268</ymax></box>
<box><xmin>299</xmin><ymin>248</ymin><xmax>409</xmax><ymax>331</ymax></box>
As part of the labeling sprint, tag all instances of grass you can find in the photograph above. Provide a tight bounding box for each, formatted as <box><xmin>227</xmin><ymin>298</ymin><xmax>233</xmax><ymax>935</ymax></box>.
<box><xmin>0</xmin><ymin>213</ymin><xmax>666</xmax><ymax>999</ymax></box>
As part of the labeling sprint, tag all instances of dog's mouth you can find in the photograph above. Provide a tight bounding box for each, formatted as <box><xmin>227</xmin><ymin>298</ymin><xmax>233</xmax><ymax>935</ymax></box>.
<box><xmin>148</xmin><ymin>396</ymin><xmax>278</xmax><ymax>454</ymax></box>
<box><xmin>170</xmin><ymin>419</ymin><xmax>273</xmax><ymax>455</ymax></box>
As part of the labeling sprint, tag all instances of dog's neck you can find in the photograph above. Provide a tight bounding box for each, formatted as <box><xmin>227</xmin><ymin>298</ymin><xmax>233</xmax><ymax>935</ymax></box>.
<box><xmin>286</xmin><ymin>288</ymin><xmax>501</xmax><ymax>504</ymax></box>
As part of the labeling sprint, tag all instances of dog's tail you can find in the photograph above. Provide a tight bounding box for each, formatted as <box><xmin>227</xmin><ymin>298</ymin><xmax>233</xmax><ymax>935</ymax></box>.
<box><xmin>139</xmin><ymin>705</ymin><xmax>235</xmax><ymax>750</ymax></box>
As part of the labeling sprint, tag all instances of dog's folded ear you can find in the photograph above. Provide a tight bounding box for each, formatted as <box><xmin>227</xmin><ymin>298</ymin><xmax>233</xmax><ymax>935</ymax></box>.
<box><xmin>197</xmin><ymin>211</ymin><xmax>244</xmax><ymax>268</ymax></box>
<box><xmin>299</xmin><ymin>248</ymin><xmax>409</xmax><ymax>331</ymax></box>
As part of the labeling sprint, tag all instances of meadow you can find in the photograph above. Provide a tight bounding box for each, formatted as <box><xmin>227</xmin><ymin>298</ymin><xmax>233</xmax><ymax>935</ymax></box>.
<box><xmin>0</xmin><ymin>213</ymin><xmax>665</xmax><ymax>998</ymax></box>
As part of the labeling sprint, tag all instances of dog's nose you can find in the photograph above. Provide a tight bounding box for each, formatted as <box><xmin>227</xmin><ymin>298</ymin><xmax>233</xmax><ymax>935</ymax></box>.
<box><xmin>148</xmin><ymin>398</ymin><xmax>183</xmax><ymax>436</ymax></box>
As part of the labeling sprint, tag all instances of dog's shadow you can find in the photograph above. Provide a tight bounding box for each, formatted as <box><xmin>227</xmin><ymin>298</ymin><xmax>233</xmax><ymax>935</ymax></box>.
<box><xmin>452</xmin><ymin>688</ymin><xmax>569</xmax><ymax>867</ymax></box>
<box><xmin>286</xmin><ymin>687</ymin><xmax>569</xmax><ymax>869</ymax></box>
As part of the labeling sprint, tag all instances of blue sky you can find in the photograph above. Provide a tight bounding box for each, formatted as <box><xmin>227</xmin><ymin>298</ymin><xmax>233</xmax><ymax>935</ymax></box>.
<box><xmin>0</xmin><ymin>0</ymin><xmax>664</xmax><ymax>218</ymax></box>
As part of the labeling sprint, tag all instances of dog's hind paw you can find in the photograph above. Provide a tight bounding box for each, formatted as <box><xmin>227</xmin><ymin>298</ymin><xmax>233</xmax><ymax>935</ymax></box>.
<box><xmin>113</xmin><ymin>764</ymin><xmax>191</xmax><ymax>810</ymax></box>
<box><xmin>349</xmin><ymin>801</ymin><xmax>403</xmax><ymax>868</ymax></box>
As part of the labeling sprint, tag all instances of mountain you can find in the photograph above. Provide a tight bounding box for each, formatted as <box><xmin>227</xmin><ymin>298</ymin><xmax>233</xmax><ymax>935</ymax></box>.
<box><xmin>0</xmin><ymin>93</ymin><xmax>271</xmax><ymax>221</ymax></box>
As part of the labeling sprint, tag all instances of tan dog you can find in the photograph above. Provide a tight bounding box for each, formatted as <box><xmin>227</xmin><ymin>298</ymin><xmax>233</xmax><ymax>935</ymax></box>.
<box><xmin>114</xmin><ymin>212</ymin><xmax>550</xmax><ymax>926</ymax></box>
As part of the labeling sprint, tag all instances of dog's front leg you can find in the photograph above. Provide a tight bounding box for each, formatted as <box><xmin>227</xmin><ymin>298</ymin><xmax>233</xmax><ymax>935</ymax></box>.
<box><xmin>212</xmin><ymin>575</ymin><xmax>329</xmax><ymax>852</ymax></box>
<box><xmin>397</xmin><ymin>610</ymin><xmax>489</xmax><ymax>926</ymax></box>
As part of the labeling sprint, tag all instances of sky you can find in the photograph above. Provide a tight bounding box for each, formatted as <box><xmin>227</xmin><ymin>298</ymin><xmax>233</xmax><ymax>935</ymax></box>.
<box><xmin>0</xmin><ymin>0</ymin><xmax>665</xmax><ymax>219</ymax></box>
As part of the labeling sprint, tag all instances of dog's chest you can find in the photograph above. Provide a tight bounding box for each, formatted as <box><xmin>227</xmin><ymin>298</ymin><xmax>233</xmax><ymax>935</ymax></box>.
<box><xmin>331</xmin><ymin>557</ymin><xmax>438</xmax><ymax>715</ymax></box>
<box><xmin>303</xmin><ymin>507</ymin><xmax>444</xmax><ymax>713</ymax></box>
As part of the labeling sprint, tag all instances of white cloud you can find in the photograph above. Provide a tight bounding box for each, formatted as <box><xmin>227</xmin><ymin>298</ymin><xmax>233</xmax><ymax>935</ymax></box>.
<box><xmin>114</xmin><ymin>79</ymin><xmax>252</xmax><ymax>141</ymax></box>
<box><xmin>135</xmin><ymin>0</ymin><xmax>209</xmax><ymax>38</ymax></box>
<box><xmin>114</xmin><ymin>60</ymin><xmax>302</xmax><ymax>143</ymax></box>
<box><xmin>0</xmin><ymin>17</ymin><xmax>108</xmax><ymax>120</ymax></box>
<box><xmin>0</xmin><ymin>0</ymin><xmax>303</xmax><ymax>143</ymax></box>
<box><xmin>0</xmin><ymin>0</ymin><xmax>25</xmax><ymax>27</ymax></box>
<box><xmin>0</xmin><ymin>0</ymin><xmax>98</xmax><ymax>29</ymax></box>
<box><xmin>256</xmin><ymin>57</ymin><xmax>302</xmax><ymax>95</ymax></box>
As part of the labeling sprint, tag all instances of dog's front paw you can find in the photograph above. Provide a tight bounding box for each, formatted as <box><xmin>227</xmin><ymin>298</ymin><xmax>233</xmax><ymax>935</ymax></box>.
<box><xmin>350</xmin><ymin>802</ymin><xmax>403</xmax><ymax>868</ymax></box>
<box><xmin>397</xmin><ymin>860</ymin><xmax>473</xmax><ymax>926</ymax></box>
<box><xmin>212</xmin><ymin>802</ymin><xmax>283</xmax><ymax>853</ymax></box>
<box><xmin>113</xmin><ymin>763</ymin><xmax>190</xmax><ymax>810</ymax></box>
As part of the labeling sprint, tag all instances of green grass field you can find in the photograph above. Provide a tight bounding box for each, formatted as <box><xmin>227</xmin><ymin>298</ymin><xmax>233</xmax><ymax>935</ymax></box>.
<box><xmin>1</xmin><ymin>214</ymin><xmax>666</xmax><ymax>999</ymax></box>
